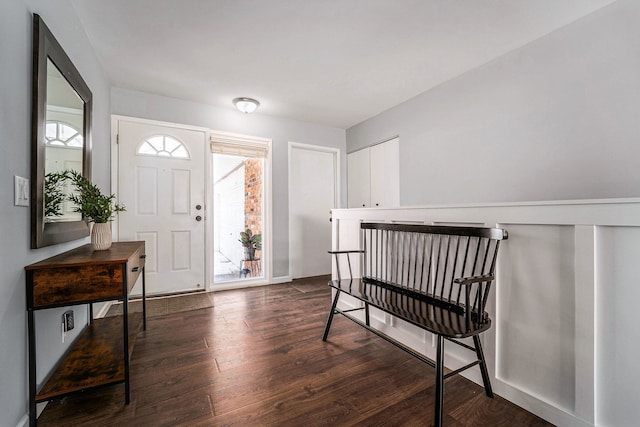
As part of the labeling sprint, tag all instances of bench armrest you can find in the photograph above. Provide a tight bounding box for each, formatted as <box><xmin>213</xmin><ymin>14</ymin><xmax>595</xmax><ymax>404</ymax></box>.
<box><xmin>454</xmin><ymin>274</ymin><xmax>495</xmax><ymax>322</ymax></box>
<box><xmin>454</xmin><ymin>274</ymin><xmax>495</xmax><ymax>286</ymax></box>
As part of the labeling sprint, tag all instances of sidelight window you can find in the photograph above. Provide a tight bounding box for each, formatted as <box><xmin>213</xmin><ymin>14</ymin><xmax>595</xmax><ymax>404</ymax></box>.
<box><xmin>211</xmin><ymin>133</ymin><xmax>269</xmax><ymax>283</ymax></box>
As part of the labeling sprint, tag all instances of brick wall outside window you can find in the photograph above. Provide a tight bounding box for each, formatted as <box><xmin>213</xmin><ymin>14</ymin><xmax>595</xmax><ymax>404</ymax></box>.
<box><xmin>244</xmin><ymin>158</ymin><xmax>262</xmax><ymax>240</ymax></box>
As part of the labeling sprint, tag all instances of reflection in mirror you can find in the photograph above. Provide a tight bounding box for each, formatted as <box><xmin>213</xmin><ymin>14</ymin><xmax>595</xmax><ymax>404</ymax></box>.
<box><xmin>31</xmin><ymin>14</ymin><xmax>92</xmax><ymax>248</ymax></box>
<box><xmin>44</xmin><ymin>59</ymin><xmax>84</xmax><ymax>223</ymax></box>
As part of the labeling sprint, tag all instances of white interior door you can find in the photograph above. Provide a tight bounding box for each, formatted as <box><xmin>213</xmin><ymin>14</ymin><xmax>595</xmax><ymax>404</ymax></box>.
<box><xmin>347</xmin><ymin>147</ymin><xmax>371</xmax><ymax>208</ymax></box>
<box><xmin>289</xmin><ymin>144</ymin><xmax>337</xmax><ymax>279</ymax></box>
<box><xmin>370</xmin><ymin>137</ymin><xmax>399</xmax><ymax>207</ymax></box>
<box><xmin>117</xmin><ymin>119</ymin><xmax>206</xmax><ymax>295</ymax></box>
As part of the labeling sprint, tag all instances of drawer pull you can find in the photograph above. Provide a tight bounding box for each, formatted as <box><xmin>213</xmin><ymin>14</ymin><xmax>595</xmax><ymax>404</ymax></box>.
<box><xmin>140</xmin><ymin>255</ymin><xmax>146</xmax><ymax>259</ymax></box>
<box><xmin>131</xmin><ymin>267</ymin><xmax>140</xmax><ymax>272</ymax></box>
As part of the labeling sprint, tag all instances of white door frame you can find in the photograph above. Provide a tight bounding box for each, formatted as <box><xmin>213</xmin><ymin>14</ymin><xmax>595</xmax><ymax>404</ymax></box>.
<box><xmin>110</xmin><ymin>115</ymin><xmax>213</xmax><ymax>291</ymax></box>
<box><xmin>288</xmin><ymin>142</ymin><xmax>341</xmax><ymax>279</ymax></box>
<box><xmin>210</xmin><ymin>129</ymin><xmax>273</xmax><ymax>290</ymax></box>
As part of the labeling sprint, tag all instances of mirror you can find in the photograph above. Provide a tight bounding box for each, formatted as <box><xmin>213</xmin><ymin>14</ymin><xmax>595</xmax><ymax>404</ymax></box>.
<box><xmin>31</xmin><ymin>14</ymin><xmax>92</xmax><ymax>248</ymax></box>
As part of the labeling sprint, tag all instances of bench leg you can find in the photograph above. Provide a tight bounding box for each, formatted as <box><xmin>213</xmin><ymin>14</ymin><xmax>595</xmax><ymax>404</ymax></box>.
<box><xmin>473</xmin><ymin>335</ymin><xmax>493</xmax><ymax>398</ymax></box>
<box><xmin>434</xmin><ymin>335</ymin><xmax>444</xmax><ymax>427</ymax></box>
<box><xmin>322</xmin><ymin>289</ymin><xmax>341</xmax><ymax>341</ymax></box>
<box><xmin>364</xmin><ymin>302</ymin><xmax>370</xmax><ymax>327</ymax></box>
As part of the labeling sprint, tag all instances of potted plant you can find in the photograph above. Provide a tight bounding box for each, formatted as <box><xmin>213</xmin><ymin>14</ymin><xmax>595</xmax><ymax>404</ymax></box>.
<box><xmin>67</xmin><ymin>170</ymin><xmax>126</xmax><ymax>250</ymax></box>
<box><xmin>239</xmin><ymin>228</ymin><xmax>261</xmax><ymax>260</ymax></box>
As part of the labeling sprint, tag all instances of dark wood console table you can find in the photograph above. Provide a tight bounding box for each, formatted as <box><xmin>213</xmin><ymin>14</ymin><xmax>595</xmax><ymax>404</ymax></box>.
<box><xmin>25</xmin><ymin>241</ymin><xmax>146</xmax><ymax>426</ymax></box>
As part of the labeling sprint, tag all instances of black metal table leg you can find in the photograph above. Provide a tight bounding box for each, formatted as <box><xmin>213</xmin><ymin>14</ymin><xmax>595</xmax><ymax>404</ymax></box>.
<box><xmin>142</xmin><ymin>265</ymin><xmax>146</xmax><ymax>331</ymax></box>
<box><xmin>122</xmin><ymin>264</ymin><xmax>130</xmax><ymax>405</ymax></box>
<box><xmin>28</xmin><ymin>308</ymin><xmax>36</xmax><ymax>426</ymax></box>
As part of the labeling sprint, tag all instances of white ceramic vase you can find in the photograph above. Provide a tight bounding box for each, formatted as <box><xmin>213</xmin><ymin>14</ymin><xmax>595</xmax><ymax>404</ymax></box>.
<box><xmin>91</xmin><ymin>222</ymin><xmax>112</xmax><ymax>250</ymax></box>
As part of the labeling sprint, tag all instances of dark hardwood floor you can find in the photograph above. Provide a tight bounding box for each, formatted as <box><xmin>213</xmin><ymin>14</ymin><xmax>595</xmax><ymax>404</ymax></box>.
<box><xmin>38</xmin><ymin>277</ymin><xmax>552</xmax><ymax>426</ymax></box>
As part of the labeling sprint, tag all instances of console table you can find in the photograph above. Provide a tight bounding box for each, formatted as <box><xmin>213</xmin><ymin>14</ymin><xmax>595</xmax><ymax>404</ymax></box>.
<box><xmin>25</xmin><ymin>241</ymin><xmax>146</xmax><ymax>426</ymax></box>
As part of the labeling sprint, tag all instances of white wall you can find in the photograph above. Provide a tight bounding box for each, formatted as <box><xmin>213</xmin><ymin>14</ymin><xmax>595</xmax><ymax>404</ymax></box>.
<box><xmin>346</xmin><ymin>0</ymin><xmax>640</xmax><ymax>205</ymax></box>
<box><xmin>111</xmin><ymin>88</ymin><xmax>347</xmax><ymax>278</ymax></box>
<box><xmin>0</xmin><ymin>1</ymin><xmax>111</xmax><ymax>425</ymax></box>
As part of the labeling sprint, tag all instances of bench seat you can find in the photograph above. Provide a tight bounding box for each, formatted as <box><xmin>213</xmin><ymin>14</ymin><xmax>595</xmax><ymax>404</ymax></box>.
<box><xmin>328</xmin><ymin>277</ymin><xmax>491</xmax><ymax>339</ymax></box>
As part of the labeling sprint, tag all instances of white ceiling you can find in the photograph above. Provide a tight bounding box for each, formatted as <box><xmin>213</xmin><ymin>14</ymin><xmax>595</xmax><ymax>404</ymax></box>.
<box><xmin>70</xmin><ymin>0</ymin><xmax>616</xmax><ymax>129</ymax></box>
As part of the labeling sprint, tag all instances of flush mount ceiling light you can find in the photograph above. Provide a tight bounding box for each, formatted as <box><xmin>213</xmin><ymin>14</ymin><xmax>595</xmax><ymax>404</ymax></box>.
<box><xmin>233</xmin><ymin>97</ymin><xmax>260</xmax><ymax>114</ymax></box>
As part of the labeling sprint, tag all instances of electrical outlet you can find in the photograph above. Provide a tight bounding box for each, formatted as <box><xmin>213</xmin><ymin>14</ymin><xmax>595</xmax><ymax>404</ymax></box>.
<box><xmin>62</xmin><ymin>310</ymin><xmax>74</xmax><ymax>343</ymax></box>
<box><xmin>63</xmin><ymin>310</ymin><xmax>74</xmax><ymax>332</ymax></box>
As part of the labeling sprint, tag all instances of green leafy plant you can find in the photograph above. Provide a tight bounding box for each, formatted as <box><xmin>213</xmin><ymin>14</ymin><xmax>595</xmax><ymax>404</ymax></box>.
<box><xmin>239</xmin><ymin>228</ymin><xmax>261</xmax><ymax>260</ymax></box>
<box><xmin>239</xmin><ymin>228</ymin><xmax>262</xmax><ymax>250</ymax></box>
<box><xmin>67</xmin><ymin>170</ymin><xmax>125</xmax><ymax>223</ymax></box>
<box><xmin>44</xmin><ymin>170</ymin><xmax>72</xmax><ymax>218</ymax></box>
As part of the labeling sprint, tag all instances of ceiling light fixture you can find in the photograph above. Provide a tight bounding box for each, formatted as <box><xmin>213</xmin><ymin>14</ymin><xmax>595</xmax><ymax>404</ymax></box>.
<box><xmin>233</xmin><ymin>97</ymin><xmax>260</xmax><ymax>114</ymax></box>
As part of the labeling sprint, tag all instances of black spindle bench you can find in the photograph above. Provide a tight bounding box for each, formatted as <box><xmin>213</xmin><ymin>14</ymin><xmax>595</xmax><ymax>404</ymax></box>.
<box><xmin>323</xmin><ymin>222</ymin><xmax>508</xmax><ymax>427</ymax></box>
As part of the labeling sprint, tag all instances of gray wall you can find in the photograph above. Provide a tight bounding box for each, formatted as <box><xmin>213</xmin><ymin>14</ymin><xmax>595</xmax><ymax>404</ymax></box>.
<box><xmin>0</xmin><ymin>0</ymin><xmax>111</xmax><ymax>425</ymax></box>
<box><xmin>111</xmin><ymin>88</ymin><xmax>347</xmax><ymax>278</ymax></box>
<box><xmin>347</xmin><ymin>0</ymin><xmax>640</xmax><ymax>205</ymax></box>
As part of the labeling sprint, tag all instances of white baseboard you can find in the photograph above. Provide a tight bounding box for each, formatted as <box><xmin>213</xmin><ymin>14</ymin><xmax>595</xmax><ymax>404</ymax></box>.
<box><xmin>16</xmin><ymin>401</ymin><xmax>47</xmax><ymax>427</ymax></box>
<box><xmin>94</xmin><ymin>301</ymin><xmax>115</xmax><ymax>318</ymax></box>
<box><xmin>212</xmin><ymin>279</ymin><xmax>270</xmax><ymax>292</ymax></box>
<box><xmin>16</xmin><ymin>414</ymin><xmax>29</xmax><ymax>427</ymax></box>
<box><xmin>271</xmin><ymin>275</ymin><xmax>292</xmax><ymax>284</ymax></box>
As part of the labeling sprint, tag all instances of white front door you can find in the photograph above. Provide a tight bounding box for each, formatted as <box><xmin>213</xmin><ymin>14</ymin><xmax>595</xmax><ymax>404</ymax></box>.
<box><xmin>116</xmin><ymin>118</ymin><xmax>206</xmax><ymax>295</ymax></box>
<box><xmin>289</xmin><ymin>143</ymin><xmax>338</xmax><ymax>279</ymax></box>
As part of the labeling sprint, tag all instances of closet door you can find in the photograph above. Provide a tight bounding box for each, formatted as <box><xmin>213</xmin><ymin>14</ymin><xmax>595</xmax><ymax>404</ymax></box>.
<box><xmin>370</xmin><ymin>138</ymin><xmax>399</xmax><ymax>208</ymax></box>
<box><xmin>347</xmin><ymin>148</ymin><xmax>371</xmax><ymax>208</ymax></box>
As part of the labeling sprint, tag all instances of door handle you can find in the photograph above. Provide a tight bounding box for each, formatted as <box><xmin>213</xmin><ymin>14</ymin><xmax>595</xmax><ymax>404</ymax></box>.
<box><xmin>196</xmin><ymin>204</ymin><xmax>202</xmax><ymax>210</ymax></box>
<box><xmin>196</xmin><ymin>215</ymin><xmax>202</xmax><ymax>222</ymax></box>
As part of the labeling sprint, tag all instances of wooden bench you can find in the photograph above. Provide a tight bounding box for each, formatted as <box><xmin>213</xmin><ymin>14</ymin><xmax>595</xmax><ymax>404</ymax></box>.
<box><xmin>323</xmin><ymin>222</ymin><xmax>508</xmax><ymax>427</ymax></box>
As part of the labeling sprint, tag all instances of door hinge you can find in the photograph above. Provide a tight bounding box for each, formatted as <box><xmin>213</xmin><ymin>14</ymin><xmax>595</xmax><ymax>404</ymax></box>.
<box><xmin>116</xmin><ymin>134</ymin><xmax>119</xmax><ymax>144</ymax></box>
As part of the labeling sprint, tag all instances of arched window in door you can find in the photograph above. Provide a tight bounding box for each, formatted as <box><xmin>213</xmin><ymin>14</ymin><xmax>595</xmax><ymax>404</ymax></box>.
<box><xmin>137</xmin><ymin>135</ymin><xmax>190</xmax><ymax>159</ymax></box>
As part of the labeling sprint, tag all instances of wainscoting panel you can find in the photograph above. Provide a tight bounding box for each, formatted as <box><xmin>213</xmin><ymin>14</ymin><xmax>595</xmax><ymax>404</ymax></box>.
<box><xmin>331</xmin><ymin>199</ymin><xmax>640</xmax><ymax>427</ymax></box>
<box><xmin>496</xmin><ymin>223</ymin><xmax>576</xmax><ymax>412</ymax></box>
<box><xmin>595</xmin><ymin>226</ymin><xmax>640</xmax><ymax>426</ymax></box>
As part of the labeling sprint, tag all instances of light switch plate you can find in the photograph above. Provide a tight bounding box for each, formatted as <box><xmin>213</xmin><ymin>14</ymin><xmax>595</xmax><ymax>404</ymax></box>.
<box><xmin>14</xmin><ymin>176</ymin><xmax>29</xmax><ymax>207</ymax></box>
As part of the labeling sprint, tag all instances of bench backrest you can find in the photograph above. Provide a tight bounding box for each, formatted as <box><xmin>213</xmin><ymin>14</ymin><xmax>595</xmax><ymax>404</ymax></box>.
<box><xmin>360</xmin><ymin>222</ymin><xmax>508</xmax><ymax>318</ymax></box>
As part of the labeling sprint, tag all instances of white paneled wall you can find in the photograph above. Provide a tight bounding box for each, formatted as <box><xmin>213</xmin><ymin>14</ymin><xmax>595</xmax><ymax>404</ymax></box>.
<box><xmin>330</xmin><ymin>199</ymin><xmax>640</xmax><ymax>427</ymax></box>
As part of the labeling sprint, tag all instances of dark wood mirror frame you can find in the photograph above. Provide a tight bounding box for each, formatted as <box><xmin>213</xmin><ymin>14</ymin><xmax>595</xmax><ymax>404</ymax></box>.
<box><xmin>31</xmin><ymin>14</ymin><xmax>92</xmax><ymax>248</ymax></box>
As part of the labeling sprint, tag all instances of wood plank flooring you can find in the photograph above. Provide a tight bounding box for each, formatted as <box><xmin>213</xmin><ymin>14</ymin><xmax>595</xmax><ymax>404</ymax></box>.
<box><xmin>38</xmin><ymin>276</ymin><xmax>553</xmax><ymax>426</ymax></box>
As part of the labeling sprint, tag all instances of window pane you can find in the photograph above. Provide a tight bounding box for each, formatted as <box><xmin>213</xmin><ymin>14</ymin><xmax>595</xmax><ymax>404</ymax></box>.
<box><xmin>59</xmin><ymin>124</ymin><xmax>77</xmax><ymax>141</ymax></box>
<box><xmin>138</xmin><ymin>141</ymin><xmax>157</xmax><ymax>155</ymax></box>
<box><xmin>45</xmin><ymin>123</ymin><xmax>57</xmax><ymax>139</ymax></box>
<box><xmin>67</xmin><ymin>136</ymin><xmax>83</xmax><ymax>147</ymax></box>
<box><xmin>172</xmin><ymin>146</ymin><xmax>189</xmax><ymax>159</ymax></box>
<box><xmin>213</xmin><ymin>154</ymin><xmax>264</xmax><ymax>283</ymax></box>
<box><xmin>164</xmin><ymin>136</ymin><xmax>180</xmax><ymax>152</ymax></box>
<box><xmin>148</xmin><ymin>136</ymin><xmax>164</xmax><ymax>151</ymax></box>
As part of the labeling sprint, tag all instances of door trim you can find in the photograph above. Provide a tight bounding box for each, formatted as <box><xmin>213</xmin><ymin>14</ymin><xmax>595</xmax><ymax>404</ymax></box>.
<box><xmin>110</xmin><ymin>115</ymin><xmax>212</xmax><ymax>290</ymax></box>
<box><xmin>288</xmin><ymin>142</ymin><xmax>341</xmax><ymax>279</ymax></box>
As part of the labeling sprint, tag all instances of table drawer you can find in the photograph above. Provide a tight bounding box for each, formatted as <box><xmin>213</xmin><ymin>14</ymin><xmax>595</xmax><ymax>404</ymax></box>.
<box><xmin>31</xmin><ymin>264</ymin><xmax>124</xmax><ymax>308</ymax></box>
